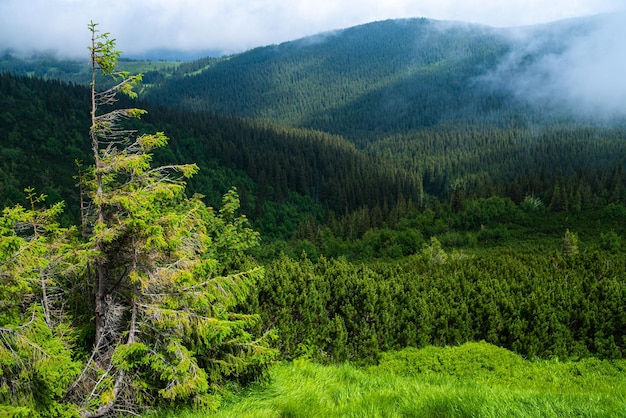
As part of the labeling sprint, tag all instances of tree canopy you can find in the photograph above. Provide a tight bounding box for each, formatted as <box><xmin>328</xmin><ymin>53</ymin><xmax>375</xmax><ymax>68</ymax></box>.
<box><xmin>0</xmin><ymin>23</ymin><xmax>275</xmax><ymax>417</ymax></box>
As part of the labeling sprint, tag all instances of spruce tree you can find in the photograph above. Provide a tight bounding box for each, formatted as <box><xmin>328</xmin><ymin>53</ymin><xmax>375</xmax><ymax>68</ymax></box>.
<box><xmin>70</xmin><ymin>22</ymin><xmax>275</xmax><ymax>417</ymax></box>
<box><xmin>0</xmin><ymin>193</ymin><xmax>81</xmax><ymax>417</ymax></box>
<box><xmin>562</xmin><ymin>229</ymin><xmax>579</xmax><ymax>256</ymax></box>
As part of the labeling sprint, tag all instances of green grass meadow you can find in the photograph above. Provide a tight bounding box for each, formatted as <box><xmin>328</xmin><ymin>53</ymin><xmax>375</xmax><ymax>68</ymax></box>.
<box><xmin>151</xmin><ymin>342</ymin><xmax>626</xmax><ymax>417</ymax></box>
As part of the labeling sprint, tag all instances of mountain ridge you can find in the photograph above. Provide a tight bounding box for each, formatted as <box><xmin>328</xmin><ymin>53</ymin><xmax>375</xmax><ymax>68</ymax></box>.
<box><xmin>3</xmin><ymin>12</ymin><xmax>623</xmax><ymax>136</ymax></box>
<box><xmin>139</xmin><ymin>13</ymin><xmax>626</xmax><ymax>142</ymax></box>
<box><xmin>1</xmin><ymin>13</ymin><xmax>626</xmax><ymax>240</ymax></box>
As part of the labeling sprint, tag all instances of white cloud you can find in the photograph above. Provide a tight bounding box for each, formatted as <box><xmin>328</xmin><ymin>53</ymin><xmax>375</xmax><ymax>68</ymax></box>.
<box><xmin>478</xmin><ymin>12</ymin><xmax>626</xmax><ymax>120</ymax></box>
<box><xmin>0</xmin><ymin>0</ymin><xmax>623</xmax><ymax>57</ymax></box>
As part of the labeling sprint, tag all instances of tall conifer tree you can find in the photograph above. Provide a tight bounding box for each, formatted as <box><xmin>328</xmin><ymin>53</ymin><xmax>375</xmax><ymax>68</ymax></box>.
<box><xmin>70</xmin><ymin>22</ymin><xmax>275</xmax><ymax>417</ymax></box>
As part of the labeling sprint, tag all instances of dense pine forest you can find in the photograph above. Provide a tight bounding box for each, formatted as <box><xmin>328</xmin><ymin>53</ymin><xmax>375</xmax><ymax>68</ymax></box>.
<box><xmin>1</xmin><ymin>15</ymin><xmax>626</xmax><ymax>417</ymax></box>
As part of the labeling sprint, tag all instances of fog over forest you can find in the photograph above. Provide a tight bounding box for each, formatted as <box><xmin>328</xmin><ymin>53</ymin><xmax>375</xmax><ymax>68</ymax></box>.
<box><xmin>480</xmin><ymin>13</ymin><xmax>626</xmax><ymax>120</ymax></box>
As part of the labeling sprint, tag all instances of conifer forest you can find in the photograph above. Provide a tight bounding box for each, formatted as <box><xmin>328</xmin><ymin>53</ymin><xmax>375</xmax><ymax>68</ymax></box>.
<box><xmin>1</xmin><ymin>16</ymin><xmax>626</xmax><ymax>417</ymax></box>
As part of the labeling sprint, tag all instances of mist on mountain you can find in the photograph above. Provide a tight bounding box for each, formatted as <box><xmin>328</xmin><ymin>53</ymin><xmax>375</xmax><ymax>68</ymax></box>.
<box><xmin>479</xmin><ymin>12</ymin><xmax>626</xmax><ymax>123</ymax></box>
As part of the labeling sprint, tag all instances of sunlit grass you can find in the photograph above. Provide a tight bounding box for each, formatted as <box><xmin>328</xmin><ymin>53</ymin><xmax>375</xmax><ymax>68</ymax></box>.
<box><xmin>150</xmin><ymin>342</ymin><xmax>626</xmax><ymax>417</ymax></box>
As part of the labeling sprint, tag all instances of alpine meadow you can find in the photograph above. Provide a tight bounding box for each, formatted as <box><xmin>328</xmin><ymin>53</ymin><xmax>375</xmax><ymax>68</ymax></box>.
<box><xmin>1</xmin><ymin>13</ymin><xmax>626</xmax><ymax>417</ymax></box>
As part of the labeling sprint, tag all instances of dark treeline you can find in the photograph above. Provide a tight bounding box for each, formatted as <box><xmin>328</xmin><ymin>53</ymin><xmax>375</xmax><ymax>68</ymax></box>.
<box><xmin>0</xmin><ymin>72</ymin><xmax>90</xmax><ymax>219</ymax></box>
<box><xmin>2</xmin><ymin>72</ymin><xmax>626</xmax><ymax>242</ymax></box>
<box><xmin>0</xmin><ymin>73</ymin><xmax>423</xmax><ymax>238</ymax></box>
<box><xmin>368</xmin><ymin>126</ymin><xmax>626</xmax><ymax>206</ymax></box>
<box><xmin>141</xmin><ymin>106</ymin><xmax>424</xmax><ymax>227</ymax></box>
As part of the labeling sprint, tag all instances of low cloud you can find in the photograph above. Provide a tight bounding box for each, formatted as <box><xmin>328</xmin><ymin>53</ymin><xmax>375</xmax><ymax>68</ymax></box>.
<box><xmin>0</xmin><ymin>0</ymin><xmax>624</xmax><ymax>58</ymax></box>
<box><xmin>481</xmin><ymin>13</ymin><xmax>626</xmax><ymax>121</ymax></box>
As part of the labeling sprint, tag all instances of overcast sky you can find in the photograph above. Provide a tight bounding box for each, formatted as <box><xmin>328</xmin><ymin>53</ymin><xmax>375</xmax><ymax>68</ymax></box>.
<box><xmin>0</xmin><ymin>0</ymin><xmax>623</xmax><ymax>58</ymax></box>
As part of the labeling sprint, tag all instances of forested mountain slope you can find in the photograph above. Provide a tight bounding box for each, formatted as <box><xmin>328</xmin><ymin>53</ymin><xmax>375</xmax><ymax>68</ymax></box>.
<box><xmin>143</xmin><ymin>18</ymin><xmax>508</xmax><ymax>140</ymax></box>
<box><xmin>2</xmin><ymin>14</ymin><xmax>626</xmax><ymax>239</ymax></box>
<box><xmin>141</xmin><ymin>14</ymin><xmax>624</xmax><ymax>142</ymax></box>
<box><xmin>0</xmin><ymin>73</ymin><xmax>421</xmax><ymax>237</ymax></box>
<box><xmin>4</xmin><ymin>14</ymin><xmax>623</xmax><ymax>144</ymax></box>
<box><xmin>2</xmin><ymin>19</ymin><xmax>626</xmax><ymax>417</ymax></box>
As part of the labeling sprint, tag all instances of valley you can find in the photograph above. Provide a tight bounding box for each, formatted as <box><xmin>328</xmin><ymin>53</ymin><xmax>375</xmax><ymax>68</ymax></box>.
<box><xmin>0</xmin><ymin>13</ymin><xmax>625</xmax><ymax>417</ymax></box>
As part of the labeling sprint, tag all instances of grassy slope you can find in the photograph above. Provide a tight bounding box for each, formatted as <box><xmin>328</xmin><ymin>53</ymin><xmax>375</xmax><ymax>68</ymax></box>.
<box><xmin>151</xmin><ymin>342</ymin><xmax>626</xmax><ymax>417</ymax></box>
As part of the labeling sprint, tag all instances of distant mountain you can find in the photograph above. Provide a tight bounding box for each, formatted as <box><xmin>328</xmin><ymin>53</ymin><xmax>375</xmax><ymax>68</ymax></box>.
<box><xmin>4</xmin><ymin>14</ymin><xmax>623</xmax><ymax>141</ymax></box>
<box><xmin>0</xmin><ymin>50</ymin><xmax>184</xmax><ymax>86</ymax></box>
<box><xmin>141</xmin><ymin>14</ymin><xmax>626</xmax><ymax>142</ymax></box>
<box><xmin>142</xmin><ymin>18</ymin><xmax>506</xmax><ymax>141</ymax></box>
<box><xmin>2</xmin><ymin>14</ymin><xmax>626</xmax><ymax>240</ymax></box>
<box><xmin>126</xmin><ymin>48</ymin><xmax>225</xmax><ymax>61</ymax></box>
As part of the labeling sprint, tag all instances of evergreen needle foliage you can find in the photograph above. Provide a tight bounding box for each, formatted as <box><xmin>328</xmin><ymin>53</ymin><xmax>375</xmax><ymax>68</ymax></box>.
<box><xmin>2</xmin><ymin>14</ymin><xmax>626</xmax><ymax>418</ymax></box>
<box><xmin>0</xmin><ymin>23</ymin><xmax>276</xmax><ymax>417</ymax></box>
